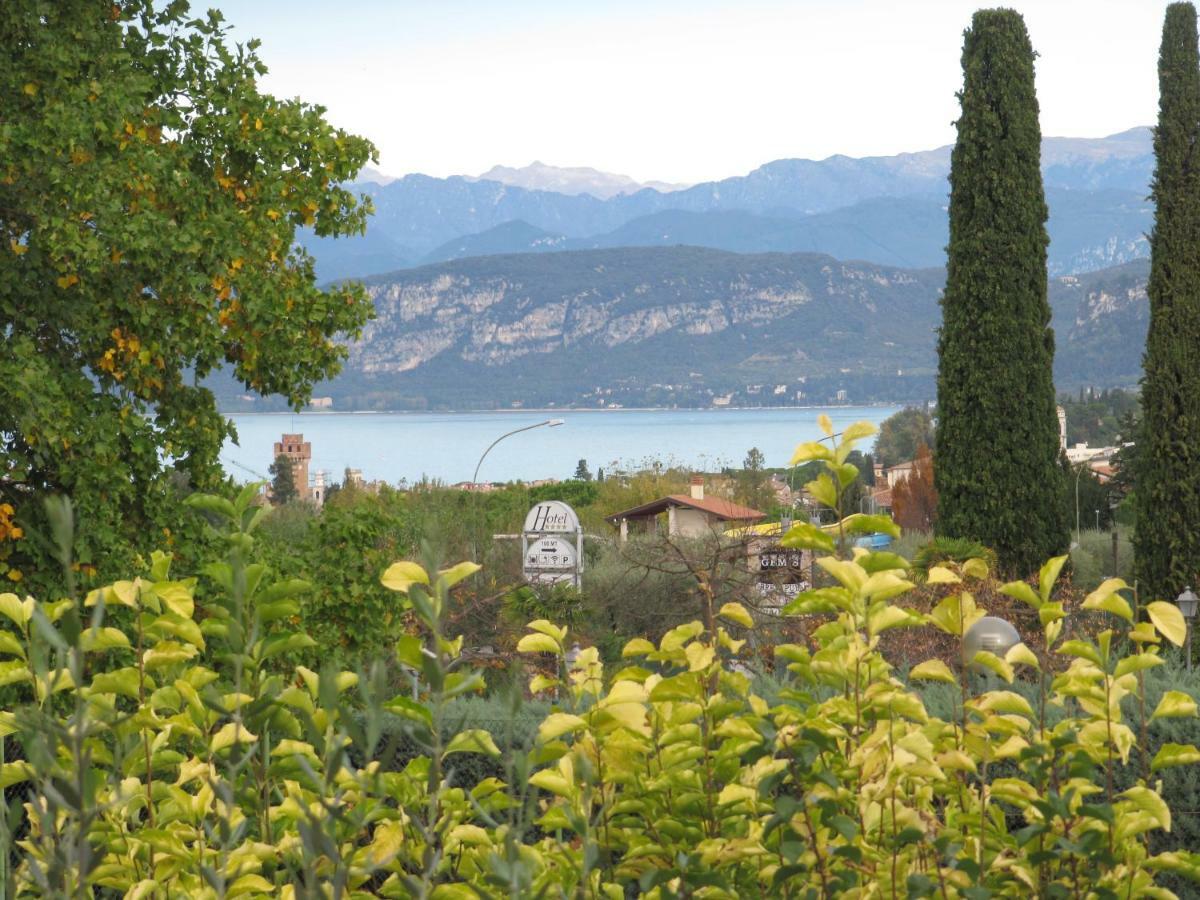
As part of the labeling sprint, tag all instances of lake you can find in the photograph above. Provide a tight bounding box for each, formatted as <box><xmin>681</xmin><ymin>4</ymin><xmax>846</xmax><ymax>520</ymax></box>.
<box><xmin>220</xmin><ymin>406</ymin><xmax>905</xmax><ymax>485</ymax></box>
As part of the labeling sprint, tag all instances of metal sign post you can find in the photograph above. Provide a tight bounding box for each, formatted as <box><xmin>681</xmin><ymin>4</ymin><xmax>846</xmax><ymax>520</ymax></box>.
<box><xmin>522</xmin><ymin>500</ymin><xmax>584</xmax><ymax>588</ymax></box>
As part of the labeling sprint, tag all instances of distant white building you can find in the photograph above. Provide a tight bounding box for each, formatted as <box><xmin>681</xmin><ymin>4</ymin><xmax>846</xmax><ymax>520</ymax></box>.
<box><xmin>1056</xmin><ymin>405</ymin><xmax>1067</xmax><ymax>451</ymax></box>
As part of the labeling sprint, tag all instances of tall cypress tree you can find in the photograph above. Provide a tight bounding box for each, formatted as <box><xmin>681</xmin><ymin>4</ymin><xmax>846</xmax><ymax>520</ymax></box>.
<box><xmin>935</xmin><ymin>9</ymin><xmax>1067</xmax><ymax>576</ymax></box>
<box><xmin>1135</xmin><ymin>3</ymin><xmax>1200</xmax><ymax>601</ymax></box>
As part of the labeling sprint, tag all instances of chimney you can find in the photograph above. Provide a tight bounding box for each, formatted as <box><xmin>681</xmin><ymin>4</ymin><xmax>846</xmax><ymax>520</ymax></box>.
<box><xmin>690</xmin><ymin>475</ymin><xmax>704</xmax><ymax>501</ymax></box>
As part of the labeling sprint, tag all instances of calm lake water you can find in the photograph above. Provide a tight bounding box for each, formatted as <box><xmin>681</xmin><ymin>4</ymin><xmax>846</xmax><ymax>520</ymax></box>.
<box><xmin>220</xmin><ymin>406</ymin><xmax>904</xmax><ymax>485</ymax></box>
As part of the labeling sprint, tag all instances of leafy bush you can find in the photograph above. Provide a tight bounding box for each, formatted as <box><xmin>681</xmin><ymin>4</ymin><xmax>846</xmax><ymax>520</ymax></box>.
<box><xmin>2</xmin><ymin>421</ymin><xmax>1200</xmax><ymax>896</ymax></box>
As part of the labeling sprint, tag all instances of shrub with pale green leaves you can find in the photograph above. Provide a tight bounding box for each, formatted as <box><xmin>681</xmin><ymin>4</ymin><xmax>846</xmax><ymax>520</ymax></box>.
<box><xmin>1</xmin><ymin>420</ymin><xmax>1199</xmax><ymax>897</ymax></box>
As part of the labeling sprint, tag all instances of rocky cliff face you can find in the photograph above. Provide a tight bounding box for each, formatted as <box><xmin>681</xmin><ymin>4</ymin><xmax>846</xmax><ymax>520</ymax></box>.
<box><xmin>350</xmin><ymin>247</ymin><xmax>943</xmax><ymax>385</ymax></box>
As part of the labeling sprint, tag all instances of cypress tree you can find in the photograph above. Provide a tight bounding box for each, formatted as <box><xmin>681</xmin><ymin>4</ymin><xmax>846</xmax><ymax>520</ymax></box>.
<box><xmin>1135</xmin><ymin>3</ymin><xmax>1200</xmax><ymax>600</ymax></box>
<box><xmin>935</xmin><ymin>9</ymin><xmax>1068</xmax><ymax>576</ymax></box>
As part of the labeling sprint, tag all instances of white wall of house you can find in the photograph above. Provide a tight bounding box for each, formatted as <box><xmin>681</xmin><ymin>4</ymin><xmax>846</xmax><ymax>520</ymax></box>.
<box><xmin>674</xmin><ymin>507</ymin><xmax>715</xmax><ymax>537</ymax></box>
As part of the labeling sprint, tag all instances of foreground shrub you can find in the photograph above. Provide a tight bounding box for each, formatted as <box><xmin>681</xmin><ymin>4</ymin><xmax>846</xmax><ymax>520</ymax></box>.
<box><xmin>1</xmin><ymin>422</ymin><xmax>1199</xmax><ymax>896</ymax></box>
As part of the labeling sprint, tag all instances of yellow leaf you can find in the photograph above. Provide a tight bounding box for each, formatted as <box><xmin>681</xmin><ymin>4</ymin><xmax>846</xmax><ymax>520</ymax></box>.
<box><xmin>210</xmin><ymin>722</ymin><xmax>257</xmax><ymax>753</ymax></box>
<box><xmin>438</xmin><ymin>560</ymin><xmax>480</xmax><ymax>589</ymax></box>
<box><xmin>1004</xmin><ymin>642</ymin><xmax>1040</xmax><ymax>670</ymax></box>
<box><xmin>926</xmin><ymin>566</ymin><xmax>960</xmax><ymax>584</ymax></box>
<box><xmin>0</xmin><ymin>593</ymin><xmax>28</xmax><ymax>627</ymax></box>
<box><xmin>622</xmin><ymin>637</ymin><xmax>655</xmax><ymax>657</ymax></box>
<box><xmin>817</xmin><ymin>413</ymin><xmax>834</xmax><ymax>437</ymax></box>
<box><xmin>537</xmin><ymin>713</ymin><xmax>587</xmax><ymax>742</ymax></box>
<box><xmin>380</xmin><ymin>561</ymin><xmax>429</xmax><ymax>593</ymax></box>
<box><xmin>1147</xmin><ymin>601</ymin><xmax>1188</xmax><ymax>647</ymax></box>
<box><xmin>22</xmin><ymin>82</ymin><xmax>37</xmax><ymax>96</ymax></box>
<box><xmin>517</xmin><ymin>633</ymin><xmax>560</xmax><ymax>655</ymax></box>
<box><xmin>909</xmin><ymin>659</ymin><xmax>957</xmax><ymax>684</ymax></box>
<box><xmin>1081</xmin><ymin>580</ymin><xmax>1133</xmax><ymax>622</ymax></box>
<box><xmin>718</xmin><ymin>602</ymin><xmax>753</xmax><ymax>628</ymax></box>
<box><xmin>685</xmin><ymin>641</ymin><xmax>715</xmax><ymax>672</ymax></box>
<box><xmin>445</xmin><ymin>729</ymin><xmax>501</xmax><ymax>757</ymax></box>
<box><xmin>1151</xmin><ymin>690</ymin><xmax>1198</xmax><ymax>721</ymax></box>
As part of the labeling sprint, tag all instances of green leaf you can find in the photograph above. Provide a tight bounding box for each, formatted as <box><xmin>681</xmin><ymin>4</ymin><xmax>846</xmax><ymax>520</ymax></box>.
<box><xmin>622</xmin><ymin>638</ymin><xmax>655</xmax><ymax>657</ymax></box>
<box><xmin>1114</xmin><ymin>653</ymin><xmax>1164</xmax><ymax>678</ymax></box>
<box><xmin>0</xmin><ymin>593</ymin><xmax>28</xmax><ymax>628</ymax></box>
<box><xmin>0</xmin><ymin>761</ymin><xmax>34</xmax><ymax>789</ymax></box>
<box><xmin>0</xmin><ymin>631</ymin><xmax>25</xmax><ymax>658</ymax></box>
<box><xmin>153</xmin><ymin>581</ymin><xmax>195</xmax><ymax>618</ymax></box>
<box><xmin>970</xmin><ymin>651</ymin><xmax>1013</xmax><ymax>683</ymax></box>
<box><xmin>1152</xmin><ymin>743</ymin><xmax>1200</xmax><ymax>771</ymax></box>
<box><xmin>790</xmin><ymin>441</ymin><xmax>833</xmax><ymax>465</ymax></box>
<box><xmin>928</xmin><ymin>592</ymin><xmax>985</xmax><ymax>637</ymax></box>
<box><xmin>1081</xmin><ymin>583</ymin><xmax>1133</xmax><ymax>622</ymax></box>
<box><xmin>380</xmin><ymin>561</ymin><xmax>430</xmax><ymax>593</ymax></box>
<box><xmin>397</xmin><ymin>635</ymin><xmax>425</xmax><ymax>669</ymax></box>
<box><xmin>1151</xmin><ymin>690</ymin><xmax>1198</xmax><ymax>721</ymax></box>
<box><xmin>0</xmin><ymin>660</ymin><xmax>31</xmax><ymax>689</ymax></box>
<box><xmin>80</xmin><ymin>626</ymin><xmax>131</xmax><ymax>652</ymax></box>
<box><xmin>87</xmin><ymin>667</ymin><xmax>142</xmax><ymax>698</ymax></box>
<box><xmin>438</xmin><ymin>560</ymin><xmax>481</xmax><ymax>589</ymax></box>
<box><xmin>999</xmin><ymin>580</ymin><xmax>1041</xmax><ymax>610</ymax></box>
<box><xmin>259</xmin><ymin>632</ymin><xmax>317</xmax><ymax>661</ymax></box>
<box><xmin>840</xmin><ymin>420</ymin><xmax>877</xmax><ymax>443</ymax></box>
<box><xmin>1056</xmin><ymin>640</ymin><xmax>1103</xmax><ymax>667</ymax></box>
<box><xmin>1147</xmin><ymin>601</ymin><xmax>1188</xmax><ymax>647</ymax></box>
<box><xmin>838</xmin><ymin>513</ymin><xmax>901</xmax><ymax>539</ymax></box>
<box><xmin>185</xmin><ymin>494</ymin><xmax>236</xmax><ymax>521</ymax></box>
<box><xmin>779</xmin><ymin>521</ymin><xmax>835</xmax><ymax>552</ymax></box>
<box><xmin>805</xmin><ymin>473</ymin><xmax>838</xmax><ymax>510</ymax></box>
<box><xmin>1038</xmin><ymin>555</ymin><xmax>1069</xmax><ymax>603</ymax></box>
<box><xmin>445</xmin><ymin>729</ymin><xmax>501</xmax><ymax>757</ymax></box>
<box><xmin>384</xmin><ymin>696</ymin><xmax>433</xmax><ymax>728</ymax></box>
<box><xmin>977</xmin><ymin>691</ymin><xmax>1034</xmax><ymax>719</ymax></box>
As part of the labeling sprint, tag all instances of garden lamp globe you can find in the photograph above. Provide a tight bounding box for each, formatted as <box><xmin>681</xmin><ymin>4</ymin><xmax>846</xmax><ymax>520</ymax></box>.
<box><xmin>963</xmin><ymin>616</ymin><xmax>1021</xmax><ymax>673</ymax></box>
<box><xmin>1176</xmin><ymin>587</ymin><xmax>1198</xmax><ymax>620</ymax></box>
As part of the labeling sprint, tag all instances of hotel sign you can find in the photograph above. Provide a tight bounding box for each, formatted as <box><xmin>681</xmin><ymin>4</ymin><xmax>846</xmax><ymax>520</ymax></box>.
<box><xmin>523</xmin><ymin>500</ymin><xmax>581</xmax><ymax>534</ymax></box>
<box><xmin>522</xmin><ymin>500</ymin><xmax>583</xmax><ymax>588</ymax></box>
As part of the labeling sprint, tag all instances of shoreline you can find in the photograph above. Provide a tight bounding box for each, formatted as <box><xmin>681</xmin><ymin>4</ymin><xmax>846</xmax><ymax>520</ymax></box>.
<box><xmin>220</xmin><ymin>402</ymin><xmax>919</xmax><ymax>417</ymax></box>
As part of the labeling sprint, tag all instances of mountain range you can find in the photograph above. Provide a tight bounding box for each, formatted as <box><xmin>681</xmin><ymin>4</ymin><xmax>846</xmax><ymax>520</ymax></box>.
<box><xmin>304</xmin><ymin>128</ymin><xmax>1155</xmax><ymax>283</ymax></box>
<box><xmin>208</xmin><ymin>247</ymin><xmax>1149</xmax><ymax>412</ymax></box>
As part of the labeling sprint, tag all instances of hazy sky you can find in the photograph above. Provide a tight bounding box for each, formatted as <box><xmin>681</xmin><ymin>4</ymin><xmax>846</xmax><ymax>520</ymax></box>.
<box><xmin>216</xmin><ymin>0</ymin><xmax>1171</xmax><ymax>184</ymax></box>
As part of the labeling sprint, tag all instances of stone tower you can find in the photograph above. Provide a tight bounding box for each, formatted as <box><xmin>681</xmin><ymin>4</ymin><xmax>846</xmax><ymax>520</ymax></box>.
<box><xmin>273</xmin><ymin>433</ymin><xmax>311</xmax><ymax>501</ymax></box>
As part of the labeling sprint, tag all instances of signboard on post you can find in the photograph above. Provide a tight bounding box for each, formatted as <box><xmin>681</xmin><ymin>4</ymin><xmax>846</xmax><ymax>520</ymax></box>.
<box><xmin>753</xmin><ymin>544</ymin><xmax>810</xmax><ymax>614</ymax></box>
<box><xmin>522</xmin><ymin>500</ymin><xmax>583</xmax><ymax>588</ymax></box>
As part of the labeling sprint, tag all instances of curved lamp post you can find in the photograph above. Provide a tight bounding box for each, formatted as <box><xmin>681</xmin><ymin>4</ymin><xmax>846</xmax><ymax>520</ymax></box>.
<box><xmin>471</xmin><ymin>418</ymin><xmax>565</xmax><ymax>561</ymax></box>
<box><xmin>472</xmin><ymin>418</ymin><xmax>565</xmax><ymax>488</ymax></box>
<box><xmin>1177</xmin><ymin>586</ymin><xmax>1198</xmax><ymax>672</ymax></box>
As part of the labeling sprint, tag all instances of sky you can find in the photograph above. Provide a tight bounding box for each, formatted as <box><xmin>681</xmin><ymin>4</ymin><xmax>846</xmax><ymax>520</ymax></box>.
<box><xmin>216</xmin><ymin>0</ymin><xmax>1171</xmax><ymax>185</ymax></box>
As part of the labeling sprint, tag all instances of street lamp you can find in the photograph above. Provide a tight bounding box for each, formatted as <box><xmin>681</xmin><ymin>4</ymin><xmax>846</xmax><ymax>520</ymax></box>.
<box><xmin>1177</xmin><ymin>587</ymin><xmax>1198</xmax><ymax>672</ymax></box>
<box><xmin>471</xmin><ymin>418</ymin><xmax>565</xmax><ymax>561</ymax></box>
<box><xmin>964</xmin><ymin>616</ymin><xmax>1021</xmax><ymax>673</ymax></box>
<box><xmin>1073</xmin><ymin>463</ymin><xmax>1085</xmax><ymax>548</ymax></box>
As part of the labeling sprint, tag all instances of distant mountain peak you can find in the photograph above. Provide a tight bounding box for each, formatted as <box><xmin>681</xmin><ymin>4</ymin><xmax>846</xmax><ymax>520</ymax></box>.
<box><xmin>353</xmin><ymin>164</ymin><xmax>397</xmax><ymax>186</ymax></box>
<box><xmin>469</xmin><ymin>161</ymin><xmax>689</xmax><ymax>199</ymax></box>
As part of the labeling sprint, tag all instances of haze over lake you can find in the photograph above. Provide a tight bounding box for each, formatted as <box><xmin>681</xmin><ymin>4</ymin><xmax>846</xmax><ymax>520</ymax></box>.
<box><xmin>221</xmin><ymin>406</ymin><xmax>904</xmax><ymax>485</ymax></box>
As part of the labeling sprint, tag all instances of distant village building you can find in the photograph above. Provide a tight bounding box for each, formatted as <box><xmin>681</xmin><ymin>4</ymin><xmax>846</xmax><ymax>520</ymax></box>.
<box><xmin>274</xmin><ymin>433</ymin><xmax>311</xmax><ymax>502</ymax></box>
<box><xmin>311</xmin><ymin>470</ymin><xmax>327</xmax><ymax>507</ymax></box>
<box><xmin>1056</xmin><ymin>405</ymin><xmax>1067</xmax><ymax>451</ymax></box>
<box><xmin>606</xmin><ymin>476</ymin><xmax>765</xmax><ymax>542</ymax></box>
<box><xmin>884</xmin><ymin>460</ymin><xmax>916</xmax><ymax>488</ymax></box>
<box><xmin>308</xmin><ymin>396</ymin><xmax>333</xmax><ymax>409</ymax></box>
